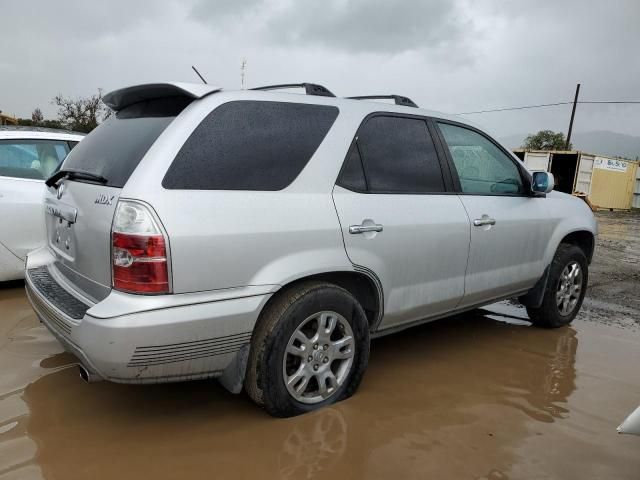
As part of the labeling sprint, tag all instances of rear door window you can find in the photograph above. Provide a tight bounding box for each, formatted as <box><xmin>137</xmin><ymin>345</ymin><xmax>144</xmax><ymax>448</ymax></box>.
<box><xmin>0</xmin><ymin>139</ymin><xmax>70</xmax><ymax>180</ymax></box>
<box><xmin>61</xmin><ymin>97</ymin><xmax>190</xmax><ymax>188</ymax></box>
<box><xmin>338</xmin><ymin>115</ymin><xmax>446</xmax><ymax>193</ymax></box>
<box><xmin>162</xmin><ymin>101</ymin><xmax>339</xmax><ymax>190</ymax></box>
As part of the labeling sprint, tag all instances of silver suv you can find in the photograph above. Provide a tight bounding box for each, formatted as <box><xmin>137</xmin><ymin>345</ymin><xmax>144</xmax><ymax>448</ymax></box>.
<box><xmin>25</xmin><ymin>82</ymin><xmax>597</xmax><ymax>417</ymax></box>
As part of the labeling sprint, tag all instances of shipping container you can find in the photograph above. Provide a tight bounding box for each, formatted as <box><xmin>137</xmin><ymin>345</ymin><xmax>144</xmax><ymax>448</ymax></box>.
<box><xmin>575</xmin><ymin>153</ymin><xmax>595</xmax><ymax>195</ymax></box>
<box><xmin>513</xmin><ymin>149</ymin><xmax>639</xmax><ymax>210</ymax></box>
<box><xmin>589</xmin><ymin>157</ymin><xmax>637</xmax><ymax>210</ymax></box>
<box><xmin>524</xmin><ymin>151</ymin><xmax>551</xmax><ymax>171</ymax></box>
<box><xmin>634</xmin><ymin>165</ymin><xmax>640</xmax><ymax>209</ymax></box>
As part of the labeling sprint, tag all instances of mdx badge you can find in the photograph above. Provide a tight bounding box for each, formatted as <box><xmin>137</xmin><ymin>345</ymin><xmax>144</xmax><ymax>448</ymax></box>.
<box><xmin>95</xmin><ymin>194</ymin><xmax>115</xmax><ymax>206</ymax></box>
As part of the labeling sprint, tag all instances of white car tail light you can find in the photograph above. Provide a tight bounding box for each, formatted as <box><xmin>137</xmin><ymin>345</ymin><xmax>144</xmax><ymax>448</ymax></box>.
<box><xmin>111</xmin><ymin>200</ymin><xmax>170</xmax><ymax>294</ymax></box>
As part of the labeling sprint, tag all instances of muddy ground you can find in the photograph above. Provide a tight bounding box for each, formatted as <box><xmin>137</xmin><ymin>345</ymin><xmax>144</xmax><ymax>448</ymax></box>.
<box><xmin>582</xmin><ymin>211</ymin><xmax>640</xmax><ymax>330</ymax></box>
<box><xmin>0</xmin><ymin>211</ymin><xmax>639</xmax><ymax>479</ymax></box>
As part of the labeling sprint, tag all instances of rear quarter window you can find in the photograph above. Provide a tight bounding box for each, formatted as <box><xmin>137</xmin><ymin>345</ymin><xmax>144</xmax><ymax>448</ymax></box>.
<box><xmin>162</xmin><ymin>101</ymin><xmax>339</xmax><ymax>190</ymax></box>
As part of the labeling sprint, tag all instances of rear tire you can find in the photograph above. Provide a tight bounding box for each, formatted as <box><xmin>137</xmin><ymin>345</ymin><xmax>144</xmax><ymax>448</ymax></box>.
<box><xmin>244</xmin><ymin>281</ymin><xmax>370</xmax><ymax>417</ymax></box>
<box><xmin>526</xmin><ymin>244</ymin><xmax>588</xmax><ymax>328</ymax></box>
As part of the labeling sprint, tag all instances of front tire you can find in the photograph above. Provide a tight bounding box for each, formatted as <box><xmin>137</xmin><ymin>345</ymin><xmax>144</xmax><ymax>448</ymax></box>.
<box><xmin>527</xmin><ymin>244</ymin><xmax>588</xmax><ymax>328</ymax></box>
<box><xmin>244</xmin><ymin>281</ymin><xmax>370</xmax><ymax>417</ymax></box>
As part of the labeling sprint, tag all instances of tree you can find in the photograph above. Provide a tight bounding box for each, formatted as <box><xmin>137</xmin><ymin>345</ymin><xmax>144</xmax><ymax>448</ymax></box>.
<box><xmin>52</xmin><ymin>89</ymin><xmax>112</xmax><ymax>133</ymax></box>
<box><xmin>522</xmin><ymin>130</ymin><xmax>571</xmax><ymax>151</ymax></box>
<box><xmin>17</xmin><ymin>116</ymin><xmax>63</xmax><ymax>129</ymax></box>
<box><xmin>31</xmin><ymin>107</ymin><xmax>44</xmax><ymax>126</ymax></box>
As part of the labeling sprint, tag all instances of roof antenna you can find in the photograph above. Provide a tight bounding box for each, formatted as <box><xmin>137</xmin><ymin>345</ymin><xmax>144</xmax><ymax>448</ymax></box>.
<box><xmin>240</xmin><ymin>58</ymin><xmax>247</xmax><ymax>89</ymax></box>
<box><xmin>191</xmin><ymin>65</ymin><xmax>207</xmax><ymax>84</ymax></box>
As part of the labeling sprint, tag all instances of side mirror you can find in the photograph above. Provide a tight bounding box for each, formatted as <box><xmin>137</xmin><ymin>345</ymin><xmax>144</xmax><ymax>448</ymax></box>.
<box><xmin>531</xmin><ymin>171</ymin><xmax>554</xmax><ymax>194</ymax></box>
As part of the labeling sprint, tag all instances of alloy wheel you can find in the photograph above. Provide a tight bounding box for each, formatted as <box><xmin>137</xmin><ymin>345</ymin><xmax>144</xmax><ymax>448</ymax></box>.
<box><xmin>556</xmin><ymin>261</ymin><xmax>583</xmax><ymax>316</ymax></box>
<box><xmin>283</xmin><ymin>311</ymin><xmax>355</xmax><ymax>404</ymax></box>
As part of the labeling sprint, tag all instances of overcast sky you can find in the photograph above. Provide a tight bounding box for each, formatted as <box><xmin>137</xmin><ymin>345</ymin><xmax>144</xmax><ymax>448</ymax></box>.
<box><xmin>2</xmin><ymin>0</ymin><xmax>639</xmax><ymax>138</ymax></box>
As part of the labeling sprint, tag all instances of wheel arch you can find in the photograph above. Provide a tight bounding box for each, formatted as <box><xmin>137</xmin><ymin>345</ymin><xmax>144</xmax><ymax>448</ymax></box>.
<box><xmin>543</xmin><ymin>223</ymin><xmax>596</xmax><ymax>267</ymax></box>
<box><xmin>559</xmin><ymin>230</ymin><xmax>595</xmax><ymax>264</ymax></box>
<box><xmin>240</xmin><ymin>269</ymin><xmax>379</xmax><ymax>404</ymax></box>
<box><xmin>521</xmin><ymin>229</ymin><xmax>595</xmax><ymax>308</ymax></box>
<box><xmin>261</xmin><ymin>270</ymin><xmax>383</xmax><ymax>331</ymax></box>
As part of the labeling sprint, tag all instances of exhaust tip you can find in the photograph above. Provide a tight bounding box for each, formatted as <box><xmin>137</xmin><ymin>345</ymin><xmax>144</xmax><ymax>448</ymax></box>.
<box><xmin>78</xmin><ymin>365</ymin><xmax>90</xmax><ymax>382</ymax></box>
<box><xmin>78</xmin><ymin>365</ymin><xmax>102</xmax><ymax>383</ymax></box>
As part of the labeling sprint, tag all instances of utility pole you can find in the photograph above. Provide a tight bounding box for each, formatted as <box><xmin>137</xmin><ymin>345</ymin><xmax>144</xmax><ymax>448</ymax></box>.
<box><xmin>566</xmin><ymin>83</ymin><xmax>580</xmax><ymax>150</ymax></box>
<box><xmin>240</xmin><ymin>58</ymin><xmax>247</xmax><ymax>89</ymax></box>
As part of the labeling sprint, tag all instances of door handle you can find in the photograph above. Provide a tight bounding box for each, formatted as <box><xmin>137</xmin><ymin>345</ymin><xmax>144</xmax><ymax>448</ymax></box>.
<box><xmin>349</xmin><ymin>224</ymin><xmax>383</xmax><ymax>234</ymax></box>
<box><xmin>473</xmin><ymin>217</ymin><xmax>496</xmax><ymax>227</ymax></box>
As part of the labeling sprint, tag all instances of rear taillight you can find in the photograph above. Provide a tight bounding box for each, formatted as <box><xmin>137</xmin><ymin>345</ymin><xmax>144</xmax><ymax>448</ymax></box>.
<box><xmin>111</xmin><ymin>200</ymin><xmax>170</xmax><ymax>294</ymax></box>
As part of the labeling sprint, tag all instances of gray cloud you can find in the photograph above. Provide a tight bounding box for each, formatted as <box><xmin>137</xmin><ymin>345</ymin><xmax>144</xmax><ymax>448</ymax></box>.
<box><xmin>190</xmin><ymin>0</ymin><xmax>261</xmax><ymax>19</ymax></box>
<box><xmin>1</xmin><ymin>0</ymin><xmax>639</xmax><ymax>143</ymax></box>
<box><xmin>190</xmin><ymin>0</ymin><xmax>475</xmax><ymax>55</ymax></box>
<box><xmin>269</xmin><ymin>0</ymin><xmax>469</xmax><ymax>54</ymax></box>
<box><xmin>2</xmin><ymin>0</ymin><xmax>171</xmax><ymax>40</ymax></box>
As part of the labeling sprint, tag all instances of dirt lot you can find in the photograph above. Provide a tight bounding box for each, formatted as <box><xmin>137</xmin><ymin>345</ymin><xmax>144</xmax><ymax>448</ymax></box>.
<box><xmin>1</xmin><ymin>211</ymin><xmax>639</xmax><ymax>479</ymax></box>
<box><xmin>582</xmin><ymin>211</ymin><xmax>640</xmax><ymax>330</ymax></box>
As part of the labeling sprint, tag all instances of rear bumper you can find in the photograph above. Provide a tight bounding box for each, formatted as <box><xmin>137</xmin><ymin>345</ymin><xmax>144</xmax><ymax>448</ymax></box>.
<box><xmin>25</xmin><ymin>251</ymin><xmax>273</xmax><ymax>384</ymax></box>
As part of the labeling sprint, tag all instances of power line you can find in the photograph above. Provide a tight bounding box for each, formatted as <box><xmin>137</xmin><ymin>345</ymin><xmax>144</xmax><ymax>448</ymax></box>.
<box><xmin>457</xmin><ymin>102</ymin><xmax>572</xmax><ymax>114</ymax></box>
<box><xmin>456</xmin><ymin>100</ymin><xmax>640</xmax><ymax>115</ymax></box>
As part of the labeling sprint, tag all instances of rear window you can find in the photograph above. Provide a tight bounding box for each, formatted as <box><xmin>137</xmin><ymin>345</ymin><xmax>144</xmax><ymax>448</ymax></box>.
<box><xmin>60</xmin><ymin>97</ymin><xmax>190</xmax><ymax>188</ymax></box>
<box><xmin>0</xmin><ymin>139</ymin><xmax>70</xmax><ymax>180</ymax></box>
<box><xmin>162</xmin><ymin>101</ymin><xmax>339</xmax><ymax>190</ymax></box>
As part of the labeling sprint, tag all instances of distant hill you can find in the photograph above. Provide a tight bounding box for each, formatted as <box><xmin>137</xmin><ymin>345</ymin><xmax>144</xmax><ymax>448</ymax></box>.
<box><xmin>498</xmin><ymin>130</ymin><xmax>640</xmax><ymax>160</ymax></box>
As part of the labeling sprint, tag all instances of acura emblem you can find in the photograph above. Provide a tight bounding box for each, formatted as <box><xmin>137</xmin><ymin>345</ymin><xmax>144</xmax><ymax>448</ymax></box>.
<box><xmin>56</xmin><ymin>183</ymin><xmax>65</xmax><ymax>199</ymax></box>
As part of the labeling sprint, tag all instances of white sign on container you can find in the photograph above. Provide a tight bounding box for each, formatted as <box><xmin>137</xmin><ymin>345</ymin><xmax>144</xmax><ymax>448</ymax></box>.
<box><xmin>594</xmin><ymin>157</ymin><xmax>628</xmax><ymax>172</ymax></box>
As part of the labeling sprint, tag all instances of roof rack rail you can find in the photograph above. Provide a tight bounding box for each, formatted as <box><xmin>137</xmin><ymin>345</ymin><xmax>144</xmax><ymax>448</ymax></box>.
<box><xmin>251</xmin><ymin>83</ymin><xmax>335</xmax><ymax>97</ymax></box>
<box><xmin>346</xmin><ymin>95</ymin><xmax>418</xmax><ymax>108</ymax></box>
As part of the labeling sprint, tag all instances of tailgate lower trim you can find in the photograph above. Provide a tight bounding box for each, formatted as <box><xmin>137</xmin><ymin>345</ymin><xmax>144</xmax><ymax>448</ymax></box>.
<box><xmin>27</xmin><ymin>266</ymin><xmax>90</xmax><ymax>320</ymax></box>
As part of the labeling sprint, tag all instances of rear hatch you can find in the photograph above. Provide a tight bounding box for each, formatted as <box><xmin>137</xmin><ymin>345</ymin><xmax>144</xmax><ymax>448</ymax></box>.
<box><xmin>43</xmin><ymin>97</ymin><xmax>188</xmax><ymax>301</ymax></box>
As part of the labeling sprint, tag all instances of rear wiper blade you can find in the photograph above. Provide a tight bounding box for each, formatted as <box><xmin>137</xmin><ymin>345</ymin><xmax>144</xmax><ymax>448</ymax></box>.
<box><xmin>45</xmin><ymin>169</ymin><xmax>108</xmax><ymax>188</ymax></box>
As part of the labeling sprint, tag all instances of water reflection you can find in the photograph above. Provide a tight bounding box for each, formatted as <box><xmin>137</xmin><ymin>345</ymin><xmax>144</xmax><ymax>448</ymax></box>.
<box><xmin>490</xmin><ymin>312</ymin><xmax>578</xmax><ymax>423</ymax></box>
<box><xmin>356</xmin><ymin>308</ymin><xmax>579</xmax><ymax>479</ymax></box>
<box><xmin>15</xmin><ymin>305</ymin><xmax>583</xmax><ymax>479</ymax></box>
<box><xmin>278</xmin><ymin>408</ymin><xmax>347</xmax><ymax>479</ymax></box>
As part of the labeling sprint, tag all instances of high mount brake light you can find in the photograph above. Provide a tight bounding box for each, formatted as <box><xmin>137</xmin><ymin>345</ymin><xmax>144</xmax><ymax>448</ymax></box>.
<box><xmin>111</xmin><ymin>201</ymin><xmax>170</xmax><ymax>294</ymax></box>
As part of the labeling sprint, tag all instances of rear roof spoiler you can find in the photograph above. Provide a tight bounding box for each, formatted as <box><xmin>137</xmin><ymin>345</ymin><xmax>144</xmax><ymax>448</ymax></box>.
<box><xmin>103</xmin><ymin>82</ymin><xmax>222</xmax><ymax>111</ymax></box>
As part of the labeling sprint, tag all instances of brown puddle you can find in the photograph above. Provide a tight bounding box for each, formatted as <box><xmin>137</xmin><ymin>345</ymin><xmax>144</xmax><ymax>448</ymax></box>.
<box><xmin>1</xmin><ymin>283</ymin><xmax>639</xmax><ymax>479</ymax></box>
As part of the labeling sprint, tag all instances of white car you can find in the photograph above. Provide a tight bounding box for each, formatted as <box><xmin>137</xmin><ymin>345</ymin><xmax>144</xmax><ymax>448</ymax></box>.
<box><xmin>0</xmin><ymin>126</ymin><xmax>84</xmax><ymax>281</ymax></box>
